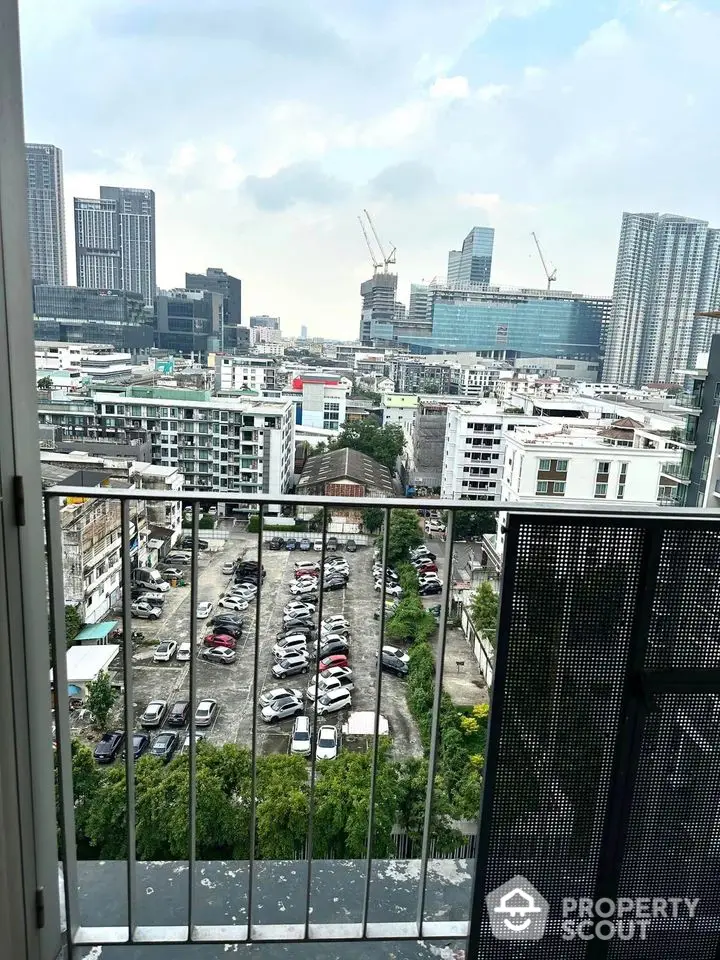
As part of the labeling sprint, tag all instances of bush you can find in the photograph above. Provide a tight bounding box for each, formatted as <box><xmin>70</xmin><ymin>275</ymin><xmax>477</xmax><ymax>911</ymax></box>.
<box><xmin>460</xmin><ymin>716</ymin><xmax>479</xmax><ymax>737</ymax></box>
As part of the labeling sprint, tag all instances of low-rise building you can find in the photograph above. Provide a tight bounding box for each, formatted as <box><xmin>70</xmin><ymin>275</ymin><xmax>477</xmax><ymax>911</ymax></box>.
<box><xmin>35</xmin><ymin>341</ymin><xmax>133</xmax><ymax>380</ymax></box>
<box><xmin>297</xmin><ymin>448</ymin><xmax>392</xmax><ymax>499</ymax></box>
<box><xmin>213</xmin><ymin>355</ymin><xmax>277</xmax><ymax>393</ymax></box>
<box><xmin>282</xmin><ymin>375</ymin><xmax>349</xmax><ymax>432</ymax></box>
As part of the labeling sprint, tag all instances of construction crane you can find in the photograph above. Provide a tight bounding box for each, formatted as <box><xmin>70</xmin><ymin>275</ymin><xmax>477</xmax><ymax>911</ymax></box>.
<box><xmin>363</xmin><ymin>208</ymin><xmax>396</xmax><ymax>272</ymax></box>
<box><xmin>531</xmin><ymin>231</ymin><xmax>557</xmax><ymax>290</ymax></box>
<box><xmin>358</xmin><ymin>215</ymin><xmax>381</xmax><ymax>273</ymax></box>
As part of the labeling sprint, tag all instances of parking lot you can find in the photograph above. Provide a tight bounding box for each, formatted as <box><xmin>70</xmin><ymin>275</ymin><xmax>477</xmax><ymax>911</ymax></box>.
<box><xmin>122</xmin><ymin>531</ymin><xmax>425</xmax><ymax>759</ymax></box>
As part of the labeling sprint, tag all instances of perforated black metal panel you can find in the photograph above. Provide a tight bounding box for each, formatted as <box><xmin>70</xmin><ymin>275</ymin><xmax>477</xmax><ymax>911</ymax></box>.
<box><xmin>467</xmin><ymin>515</ymin><xmax>720</xmax><ymax>960</ymax></box>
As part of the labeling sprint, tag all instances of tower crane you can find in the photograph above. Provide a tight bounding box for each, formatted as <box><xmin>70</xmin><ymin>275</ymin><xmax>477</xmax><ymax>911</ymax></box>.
<box><xmin>363</xmin><ymin>208</ymin><xmax>396</xmax><ymax>271</ymax></box>
<box><xmin>531</xmin><ymin>231</ymin><xmax>557</xmax><ymax>290</ymax></box>
<box><xmin>358</xmin><ymin>215</ymin><xmax>381</xmax><ymax>273</ymax></box>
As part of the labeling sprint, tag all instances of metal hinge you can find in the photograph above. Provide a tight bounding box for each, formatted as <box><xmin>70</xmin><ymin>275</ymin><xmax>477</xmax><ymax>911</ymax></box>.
<box><xmin>13</xmin><ymin>475</ymin><xmax>25</xmax><ymax>527</ymax></box>
<box><xmin>35</xmin><ymin>887</ymin><xmax>45</xmax><ymax>929</ymax></box>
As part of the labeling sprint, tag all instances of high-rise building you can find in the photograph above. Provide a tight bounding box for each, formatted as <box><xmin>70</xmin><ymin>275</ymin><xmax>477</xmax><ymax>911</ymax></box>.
<box><xmin>75</xmin><ymin>186</ymin><xmax>156</xmax><ymax>307</ymax></box>
<box><xmin>186</xmin><ymin>267</ymin><xmax>242</xmax><ymax>350</ymax></box>
<box><xmin>604</xmin><ymin>213</ymin><xmax>720</xmax><ymax>386</ymax></box>
<box><xmin>25</xmin><ymin>143</ymin><xmax>67</xmax><ymax>285</ymax></box>
<box><xmin>32</xmin><ymin>285</ymin><xmax>151</xmax><ymax>350</ymax></box>
<box><xmin>447</xmin><ymin>226</ymin><xmax>494</xmax><ymax>286</ymax></box>
<box><xmin>359</xmin><ymin>273</ymin><xmax>397</xmax><ymax>343</ymax></box>
<box><xmin>300</xmin><ymin>325</ymin><xmax>308</xmax><ymax>340</ymax></box>
<box><xmin>249</xmin><ymin>315</ymin><xmax>280</xmax><ymax>330</ymax></box>
<box><xmin>155</xmin><ymin>289</ymin><xmax>223</xmax><ymax>357</ymax></box>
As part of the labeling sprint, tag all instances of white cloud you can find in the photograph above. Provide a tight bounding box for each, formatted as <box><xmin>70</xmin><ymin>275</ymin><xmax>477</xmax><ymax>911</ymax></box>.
<box><xmin>476</xmin><ymin>83</ymin><xmax>509</xmax><ymax>102</ymax></box>
<box><xmin>429</xmin><ymin>75</ymin><xmax>470</xmax><ymax>100</ymax></box>
<box><xmin>575</xmin><ymin>19</ymin><xmax>631</xmax><ymax>59</ymax></box>
<box><xmin>457</xmin><ymin>192</ymin><xmax>503</xmax><ymax>211</ymax></box>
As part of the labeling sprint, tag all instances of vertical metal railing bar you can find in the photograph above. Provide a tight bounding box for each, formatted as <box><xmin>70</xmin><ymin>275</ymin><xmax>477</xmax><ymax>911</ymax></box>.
<box><xmin>247</xmin><ymin>503</ymin><xmax>265</xmax><ymax>934</ymax></box>
<box><xmin>361</xmin><ymin>507</ymin><xmax>392</xmax><ymax>935</ymax></box>
<box><xmin>45</xmin><ymin>495</ymin><xmax>80</xmax><ymax>943</ymax></box>
<box><xmin>304</xmin><ymin>505</ymin><xmax>329</xmax><ymax>938</ymax></box>
<box><xmin>120</xmin><ymin>500</ymin><xmax>137</xmax><ymax>940</ymax></box>
<box><xmin>187</xmin><ymin>502</ymin><xmax>200</xmax><ymax>939</ymax></box>
<box><xmin>416</xmin><ymin>509</ymin><xmax>455</xmax><ymax>932</ymax></box>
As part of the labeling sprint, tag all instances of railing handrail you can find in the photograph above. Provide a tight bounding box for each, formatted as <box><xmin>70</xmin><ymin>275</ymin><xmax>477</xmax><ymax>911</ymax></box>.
<box><xmin>42</xmin><ymin>484</ymin><xmax>720</xmax><ymax>519</ymax></box>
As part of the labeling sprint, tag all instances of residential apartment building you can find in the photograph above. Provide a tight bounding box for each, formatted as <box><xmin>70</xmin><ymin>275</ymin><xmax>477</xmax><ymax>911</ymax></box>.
<box><xmin>604</xmin><ymin>212</ymin><xmax>720</xmax><ymax>386</ymax></box>
<box><xmin>37</xmin><ymin>387</ymin><xmax>294</xmax><ymax>504</ymax></box>
<box><xmin>213</xmin><ymin>355</ymin><xmax>277</xmax><ymax>393</ymax></box>
<box><xmin>35</xmin><ymin>342</ymin><xmax>133</xmax><ymax>381</ymax></box>
<box><xmin>25</xmin><ymin>143</ymin><xmax>67</xmax><ymax>284</ymax></box>
<box><xmin>74</xmin><ymin>186</ymin><xmax>156</xmax><ymax>307</ymax></box>
<box><xmin>186</xmin><ymin>267</ymin><xmax>243</xmax><ymax>350</ymax></box>
<box><xmin>32</xmin><ymin>284</ymin><xmax>152</xmax><ymax>351</ymax></box>
<box><xmin>282</xmin><ymin>375</ymin><xmax>348</xmax><ymax>431</ymax></box>
<box><xmin>441</xmin><ymin>403</ymin><xmax>540</xmax><ymax>502</ymax></box>
<box><xmin>447</xmin><ymin>226</ymin><xmax>495</xmax><ymax>285</ymax></box>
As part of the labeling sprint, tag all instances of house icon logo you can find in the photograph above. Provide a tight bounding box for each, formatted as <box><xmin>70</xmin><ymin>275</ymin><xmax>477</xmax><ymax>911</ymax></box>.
<box><xmin>485</xmin><ymin>875</ymin><xmax>549</xmax><ymax>940</ymax></box>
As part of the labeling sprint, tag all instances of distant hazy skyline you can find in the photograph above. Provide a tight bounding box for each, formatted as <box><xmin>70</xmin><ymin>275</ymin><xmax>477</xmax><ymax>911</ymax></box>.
<box><xmin>19</xmin><ymin>0</ymin><xmax>720</xmax><ymax>334</ymax></box>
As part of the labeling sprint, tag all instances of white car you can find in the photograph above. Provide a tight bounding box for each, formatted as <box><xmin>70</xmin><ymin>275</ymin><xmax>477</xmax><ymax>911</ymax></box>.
<box><xmin>322</xmin><ymin>664</ymin><xmax>353</xmax><ymax>681</ymax></box>
<box><xmin>321</xmin><ymin>615</ymin><xmax>349</xmax><ymax>631</ymax></box>
<box><xmin>307</xmin><ymin>673</ymin><xmax>355</xmax><ymax>701</ymax></box>
<box><xmin>290</xmin><ymin>715</ymin><xmax>312</xmax><ymax>756</ymax></box>
<box><xmin>196</xmin><ymin>601</ymin><xmax>214</xmax><ymax>618</ymax></box>
<box><xmin>374</xmin><ymin>581</ymin><xmax>403</xmax><ymax>596</ymax></box>
<box><xmin>316</xmin><ymin>725</ymin><xmax>338</xmax><ymax>760</ymax></box>
<box><xmin>284</xmin><ymin>601</ymin><xmax>316</xmax><ymax>616</ymax></box>
<box><xmin>153</xmin><ymin>640</ymin><xmax>177</xmax><ymax>662</ymax></box>
<box><xmin>218</xmin><ymin>596</ymin><xmax>249</xmax><ymax>611</ymax></box>
<box><xmin>425</xmin><ymin>520</ymin><xmax>446</xmax><ymax>533</ymax></box>
<box><xmin>380</xmin><ymin>645</ymin><xmax>410</xmax><ymax>665</ymax></box>
<box><xmin>259</xmin><ymin>687</ymin><xmax>304</xmax><ymax>708</ymax></box>
<box><xmin>131</xmin><ymin>600</ymin><xmax>162</xmax><ymax>620</ymax></box>
<box><xmin>290</xmin><ymin>581</ymin><xmax>318</xmax><ymax>596</ymax></box>
<box><xmin>273</xmin><ymin>637</ymin><xmax>308</xmax><ymax>660</ymax></box>
<box><xmin>315</xmin><ymin>688</ymin><xmax>352</xmax><ymax>716</ymax></box>
<box><xmin>176</xmin><ymin>641</ymin><xmax>192</xmax><ymax>661</ymax></box>
<box><xmin>221</xmin><ymin>561</ymin><xmax>236</xmax><ymax>576</ymax></box>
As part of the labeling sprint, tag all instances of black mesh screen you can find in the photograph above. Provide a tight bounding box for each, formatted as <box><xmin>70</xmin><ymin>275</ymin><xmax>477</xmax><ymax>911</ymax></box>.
<box><xmin>467</xmin><ymin>515</ymin><xmax>720</xmax><ymax>959</ymax></box>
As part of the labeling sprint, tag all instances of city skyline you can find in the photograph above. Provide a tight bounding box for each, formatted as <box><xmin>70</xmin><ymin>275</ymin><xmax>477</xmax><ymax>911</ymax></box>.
<box><xmin>19</xmin><ymin>0</ymin><xmax>720</xmax><ymax>335</ymax></box>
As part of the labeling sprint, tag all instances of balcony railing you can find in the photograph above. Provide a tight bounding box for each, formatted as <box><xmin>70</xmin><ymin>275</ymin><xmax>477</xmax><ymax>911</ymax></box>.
<box><xmin>37</xmin><ymin>489</ymin><xmax>720</xmax><ymax>957</ymax></box>
<box><xmin>660</xmin><ymin>461</ymin><xmax>692</xmax><ymax>482</ymax></box>
<box><xmin>669</xmin><ymin>392</ymin><xmax>703</xmax><ymax>413</ymax></box>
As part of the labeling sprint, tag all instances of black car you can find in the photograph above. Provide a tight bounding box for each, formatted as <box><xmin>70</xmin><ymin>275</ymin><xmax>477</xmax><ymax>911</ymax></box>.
<box><xmin>167</xmin><ymin>701</ymin><xmax>190</xmax><ymax>726</ymax></box>
<box><xmin>323</xmin><ymin>579</ymin><xmax>347</xmax><ymax>591</ymax></box>
<box><xmin>131</xmin><ymin>732</ymin><xmax>150</xmax><ymax>760</ymax></box>
<box><xmin>150</xmin><ymin>731</ymin><xmax>179</xmax><ymax>762</ymax></box>
<box><xmin>326</xmin><ymin>536</ymin><xmax>339</xmax><ymax>551</ymax></box>
<box><xmin>276</xmin><ymin>623</ymin><xmax>316</xmax><ymax>640</ymax></box>
<box><xmin>93</xmin><ymin>731</ymin><xmax>125</xmax><ymax>764</ymax></box>
<box><xmin>419</xmin><ymin>583</ymin><xmax>442</xmax><ymax>596</ymax></box>
<box><xmin>345</xmin><ymin>540</ymin><xmax>357</xmax><ymax>552</ymax></box>
<box><xmin>179</xmin><ymin>536</ymin><xmax>209</xmax><ymax>551</ymax></box>
<box><xmin>211</xmin><ymin>623</ymin><xmax>242</xmax><ymax>639</ymax></box>
<box><xmin>381</xmin><ymin>652</ymin><xmax>409</xmax><ymax>676</ymax></box>
<box><xmin>317</xmin><ymin>639</ymin><xmax>350</xmax><ymax>659</ymax></box>
<box><xmin>268</xmin><ymin>537</ymin><xmax>285</xmax><ymax>550</ymax></box>
<box><xmin>210</xmin><ymin>614</ymin><xmax>244</xmax><ymax>629</ymax></box>
<box><xmin>283</xmin><ymin>617</ymin><xmax>315</xmax><ymax>631</ymax></box>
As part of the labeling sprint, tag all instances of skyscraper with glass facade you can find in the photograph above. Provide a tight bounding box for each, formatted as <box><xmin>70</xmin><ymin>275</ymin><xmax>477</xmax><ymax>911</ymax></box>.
<box><xmin>186</xmin><ymin>267</ymin><xmax>242</xmax><ymax>350</ymax></box>
<box><xmin>605</xmin><ymin>212</ymin><xmax>720</xmax><ymax>386</ymax></box>
<box><xmin>397</xmin><ymin>284</ymin><xmax>609</xmax><ymax>360</ymax></box>
<box><xmin>447</xmin><ymin>226</ymin><xmax>494</xmax><ymax>286</ymax></box>
<box><xmin>25</xmin><ymin>143</ymin><xmax>67</xmax><ymax>285</ymax></box>
<box><xmin>75</xmin><ymin>186</ymin><xmax>156</xmax><ymax>308</ymax></box>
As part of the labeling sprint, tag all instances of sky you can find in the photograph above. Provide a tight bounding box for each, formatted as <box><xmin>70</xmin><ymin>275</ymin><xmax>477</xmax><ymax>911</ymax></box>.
<box><xmin>18</xmin><ymin>0</ymin><xmax>720</xmax><ymax>336</ymax></box>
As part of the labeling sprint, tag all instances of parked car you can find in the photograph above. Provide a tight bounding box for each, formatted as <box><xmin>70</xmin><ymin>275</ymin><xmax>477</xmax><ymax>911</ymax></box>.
<box><xmin>218</xmin><ymin>596</ymin><xmax>249</xmax><ymax>611</ymax></box>
<box><xmin>268</xmin><ymin>537</ymin><xmax>285</xmax><ymax>550</ymax></box>
<box><xmin>290</xmin><ymin>581</ymin><xmax>318</xmax><ymax>596</ymax></box>
<box><xmin>284</xmin><ymin>601</ymin><xmax>316</xmax><ymax>616</ymax></box>
<box><xmin>140</xmin><ymin>700</ymin><xmax>168</xmax><ymax>728</ymax></box>
<box><xmin>153</xmin><ymin>639</ymin><xmax>177</xmax><ymax>662</ymax></box>
<box><xmin>315</xmin><ymin>688</ymin><xmax>352</xmax><ymax>717</ymax></box>
<box><xmin>260</xmin><ymin>687</ymin><xmax>304</xmax><ymax>708</ymax></box>
<box><xmin>273</xmin><ymin>636</ymin><xmax>308</xmax><ymax>659</ymax></box>
<box><xmin>273</xmin><ymin>654</ymin><xmax>310</xmax><ymax>679</ymax></box>
<box><xmin>167</xmin><ymin>700</ymin><xmax>190</xmax><ymax>726</ymax></box>
<box><xmin>298</xmin><ymin>538</ymin><xmax>312</xmax><ymax>551</ymax></box>
<box><xmin>283</xmin><ymin>617</ymin><xmax>315</xmax><ymax>633</ymax></box>
<box><xmin>180</xmin><ymin>732</ymin><xmax>206</xmax><ymax>755</ymax></box>
<box><xmin>159</xmin><ymin>567</ymin><xmax>184</xmax><ymax>580</ymax></box>
<box><xmin>210</xmin><ymin>614</ymin><xmax>244</xmax><ymax>630</ymax></box>
<box><xmin>290</xmin><ymin>715</ymin><xmax>312</xmax><ymax>756</ymax></box>
<box><xmin>132</xmin><ymin>568</ymin><xmax>170</xmax><ymax>593</ymax></box>
<box><xmin>176</xmin><ymin>641</ymin><xmax>192</xmax><ymax>662</ymax></box>
<box><xmin>201</xmin><ymin>645</ymin><xmax>237</xmax><ymax>665</ymax></box>
<box><xmin>93</xmin><ymin>731</ymin><xmax>125</xmax><ymax>764</ymax></box>
<box><xmin>134</xmin><ymin>591</ymin><xmax>165</xmax><ymax>607</ymax></box>
<box><xmin>165</xmin><ymin>551</ymin><xmax>192</xmax><ymax>565</ymax></box>
<box><xmin>150</xmin><ymin>731</ymin><xmax>179</xmax><ymax>762</ymax></box>
<box><xmin>411</xmin><ymin>548</ymin><xmax>436</xmax><ymax>560</ymax></box>
<box><xmin>345</xmin><ymin>540</ymin><xmax>357</xmax><ymax>552</ymax></box>
<box><xmin>210</xmin><ymin>622</ymin><xmax>241</xmax><ymax>640</ymax></box>
<box><xmin>380</xmin><ymin>651</ymin><xmax>409</xmax><ymax>676</ymax></box>
<box><xmin>222</xmin><ymin>561</ymin><xmax>236</xmax><ymax>575</ymax></box>
<box><xmin>419</xmin><ymin>583</ymin><xmax>442</xmax><ymax>596</ymax></box>
<box><xmin>375</xmin><ymin>582</ymin><xmax>403</xmax><ymax>596</ymax></box>
<box><xmin>294</xmin><ymin>566</ymin><xmax>319</xmax><ymax>579</ymax></box>
<box><xmin>413</xmin><ymin>561</ymin><xmax>438</xmax><ymax>574</ymax></box>
<box><xmin>130</xmin><ymin>732</ymin><xmax>150</xmax><ymax>760</ymax></box>
<box><xmin>425</xmin><ymin>520</ymin><xmax>446</xmax><ymax>533</ymax></box>
<box><xmin>277</xmin><ymin>623</ymin><xmax>316</xmax><ymax>640</ymax></box>
<box><xmin>323</xmin><ymin>578</ymin><xmax>347</xmax><ymax>592</ymax></box>
<box><xmin>196</xmin><ymin>601</ymin><xmax>214</xmax><ymax>618</ymax></box>
<box><xmin>194</xmin><ymin>699</ymin><xmax>218</xmax><ymax>727</ymax></box>
<box><xmin>307</xmin><ymin>673</ymin><xmax>354</xmax><ymax>701</ymax></box>
<box><xmin>316</xmin><ymin>725</ymin><xmax>338</xmax><ymax>759</ymax></box>
<box><xmin>326</xmin><ymin>537</ymin><xmax>339</xmax><ymax>552</ymax></box>
<box><xmin>319</xmin><ymin>654</ymin><xmax>349</xmax><ymax>672</ymax></box>
<box><xmin>317</xmin><ymin>638</ymin><xmax>350</xmax><ymax>659</ymax></box>
<box><xmin>203</xmin><ymin>633</ymin><xmax>236</xmax><ymax>649</ymax></box>
<box><xmin>322</xmin><ymin>664</ymin><xmax>353</xmax><ymax>681</ymax></box>
<box><xmin>132</xmin><ymin>600</ymin><xmax>162</xmax><ymax>620</ymax></box>
<box><xmin>286</xmin><ymin>539</ymin><xmax>298</xmax><ymax>551</ymax></box>
<box><xmin>229</xmin><ymin>584</ymin><xmax>257</xmax><ymax>598</ymax></box>
<box><xmin>179</xmin><ymin>536</ymin><xmax>209</xmax><ymax>551</ymax></box>
<box><xmin>321</xmin><ymin>615</ymin><xmax>349</xmax><ymax>632</ymax></box>
<box><xmin>261</xmin><ymin>694</ymin><xmax>303</xmax><ymax>723</ymax></box>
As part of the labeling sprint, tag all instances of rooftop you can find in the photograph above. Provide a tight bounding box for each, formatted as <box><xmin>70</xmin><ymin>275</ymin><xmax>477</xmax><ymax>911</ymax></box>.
<box><xmin>509</xmin><ymin>423</ymin><xmax>673</xmax><ymax>451</ymax></box>
<box><xmin>297</xmin><ymin>447</ymin><xmax>393</xmax><ymax>493</ymax></box>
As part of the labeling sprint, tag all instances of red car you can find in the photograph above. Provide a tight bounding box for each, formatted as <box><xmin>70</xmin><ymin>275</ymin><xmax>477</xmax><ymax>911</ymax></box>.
<box><xmin>294</xmin><ymin>567</ymin><xmax>319</xmax><ymax>579</ymax></box>
<box><xmin>203</xmin><ymin>633</ymin><xmax>236</xmax><ymax>650</ymax></box>
<box><xmin>414</xmin><ymin>561</ymin><xmax>438</xmax><ymax>573</ymax></box>
<box><xmin>319</xmin><ymin>654</ymin><xmax>349</xmax><ymax>671</ymax></box>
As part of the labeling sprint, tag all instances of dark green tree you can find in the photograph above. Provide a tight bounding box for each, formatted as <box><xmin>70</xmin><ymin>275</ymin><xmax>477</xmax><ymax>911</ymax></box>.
<box><xmin>361</xmin><ymin>506</ymin><xmax>384</xmax><ymax>534</ymax></box>
<box><xmin>37</xmin><ymin>376</ymin><xmax>54</xmax><ymax>390</ymax></box>
<box><xmin>65</xmin><ymin>605</ymin><xmax>83</xmax><ymax>646</ymax></box>
<box><xmin>329</xmin><ymin>420</ymin><xmax>405</xmax><ymax>472</ymax></box>
<box><xmin>387</xmin><ymin>509</ymin><xmax>424</xmax><ymax>565</ymax></box>
<box><xmin>84</xmin><ymin>670</ymin><xmax>118</xmax><ymax>730</ymax></box>
<box><xmin>470</xmin><ymin>581</ymin><xmax>499</xmax><ymax>647</ymax></box>
<box><xmin>386</xmin><ymin>595</ymin><xmax>436</xmax><ymax>645</ymax></box>
<box><xmin>446</xmin><ymin>508</ymin><xmax>495</xmax><ymax>540</ymax></box>
<box><xmin>255</xmin><ymin>754</ymin><xmax>309</xmax><ymax>859</ymax></box>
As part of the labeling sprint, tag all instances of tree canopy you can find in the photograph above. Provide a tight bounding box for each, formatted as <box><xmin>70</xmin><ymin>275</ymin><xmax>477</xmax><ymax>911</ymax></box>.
<box><xmin>443</xmin><ymin>508</ymin><xmax>495</xmax><ymax>540</ymax></box>
<box><xmin>84</xmin><ymin>670</ymin><xmax>118</xmax><ymax>730</ymax></box>
<box><xmin>328</xmin><ymin>420</ymin><xmax>405</xmax><ymax>472</ymax></box>
<box><xmin>387</xmin><ymin>509</ymin><xmax>424</xmax><ymax>565</ymax></box>
<box><xmin>470</xmin><ymin>581</ymin><xmax>499</xmax><ymax>647</ymax></box>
